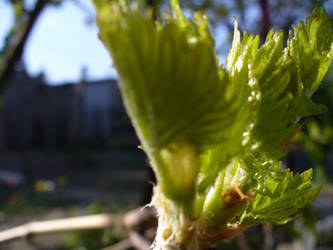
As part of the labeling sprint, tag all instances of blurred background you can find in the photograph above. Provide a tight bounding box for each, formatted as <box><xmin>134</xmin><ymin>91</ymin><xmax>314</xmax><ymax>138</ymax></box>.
<box><xmin>0</xmin><ymin>0</ymin><xmax>333</xmax><ymax>249</ymax></box>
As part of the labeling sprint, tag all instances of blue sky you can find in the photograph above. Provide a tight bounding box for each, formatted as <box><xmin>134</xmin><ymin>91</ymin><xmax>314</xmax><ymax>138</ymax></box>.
<box><xmin>0</xmin><ymin>0</ymin><xmax>257</xmax><ymax>85</ymax></box>
<box><xmin>0</xmin><ymin>0</ymin><xmax>236</xmax><ymax>85</ymax></box>
<box><xmin>1</xmin><ymin>0</ymin><xmax>117</xmax><ymax>85</ymax></box>
<box><xmin>2</xmin><ymin>1</ymin><xmax>331</xmax><ymax>85</ymax></box>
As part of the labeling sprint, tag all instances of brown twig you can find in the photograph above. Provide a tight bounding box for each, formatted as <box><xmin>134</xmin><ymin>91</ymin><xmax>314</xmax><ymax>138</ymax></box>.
<box><xmin>0</xmin><ymin>214</ymin><xmax>115</xmax><ymax>244</ymax></box>
<box><xmin>0</xmin><ymin>0</ymin><xmax>49</xmax><ymax>91</ymax></box>
<box><xmin>0</xmin><ymin>207</ymin><xmax>157</xmax><ymax>249</ymax></box>
<box><xmin>259</xmin><ymin>0</ymin><xmax>271</xmax><ymax>40</ymax></box>
<box><xmin>129</xmin><ymin>231</ymin><xmax>151</xmax><ymax>250</ymax></box>
<box><xmin>236</xmin><ymin>232</ymin><xmax>252</xmax><ymax>250</ymax></box>
<box><xmin>123</xmin><ymin>207</ymin><xmax>157</xmax><ymax>233</ymax></box>
<box><xmin>124</xmin><ymin>207</ymin><xmax>156</xmax><ymax>250</ymax></box>
<box><xmin>103</xmin><ymin>238</ymin><xmax>132</xmax><ymax>250</ymax></box>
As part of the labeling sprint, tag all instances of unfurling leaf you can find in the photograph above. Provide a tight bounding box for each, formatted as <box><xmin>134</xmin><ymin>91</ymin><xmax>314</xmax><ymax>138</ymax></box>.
<box><xmin>94</xmin><ymin>1</ymin><xmax>333</xmax><ymax>248</ymax></box>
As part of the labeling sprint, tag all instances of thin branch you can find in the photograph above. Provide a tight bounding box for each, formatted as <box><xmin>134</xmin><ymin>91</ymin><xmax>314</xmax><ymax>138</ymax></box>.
<box><xmin>103</xmin><ymin>238</ymin><xmax>132</xmax><ymax>250</ymax></box>
<box><xmin>123</xmin><ymin>207</ymin><xmax>157</xmax><ymax>231</ymax></box>
<box><xmin>123</xmin><ymin>207</ymin><xmax>156</xmax><ymax>250</ymax></box>
<box><xmin>236</xmin><ymin>232</ymin><xmax>252</xmax><ymax>250</ymax></box>
<box><xmin>129</xmin><ymin>231</ymin><xmax>151</xmax><ymax>250</ymax></box>
<box><xmin>0</xmin><ymin>214</ymin><xmax>115</xmax><ymax>244</ymax></box>
<box><xmin>0</xmin><ymin>207</ymin><xmax>157</xmax><ymax>249</ymax></box>
<box><xmin>259</xmin><ymin>0</ymin><xmax>271</xmax><ymax>40</ymax></box>
<box><xmin>0</xmin><ymin>0</ymin><xmax>49</xmax><ymax>92</ymax></box>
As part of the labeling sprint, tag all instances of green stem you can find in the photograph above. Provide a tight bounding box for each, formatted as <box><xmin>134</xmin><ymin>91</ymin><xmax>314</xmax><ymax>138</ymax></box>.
<box><xmin>151</xmin><ymin>187</ymin><xmax>251</xmax><ymax>250</ymax></box>
<box><xmin>152</xmin><ymin>187</ymin><xmax>200</xmax><ymax>250</ymax></box>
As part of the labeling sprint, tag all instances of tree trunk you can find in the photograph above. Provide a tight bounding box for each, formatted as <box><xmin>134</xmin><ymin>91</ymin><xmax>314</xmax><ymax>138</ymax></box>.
<box><xmin>0</xmin><ymin>0</ymin><xmax>49</xmax><ymax>92</ymax></box>
<box><xmin>259</xmin><ymin>0</ymin><xmax>271</xmax><ymax>40</ymax></box>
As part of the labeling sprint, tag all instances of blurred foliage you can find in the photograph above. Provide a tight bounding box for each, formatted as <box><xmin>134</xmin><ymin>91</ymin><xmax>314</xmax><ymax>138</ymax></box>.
<box><xmin>0</xmin><ymin>191</ymin><xmax>68</xmax><ymax>214</ymax></box>
<box><xmin>159</xmin><ymin>0</ymin><xmax>333</xmax><ymax>40</ymax></box>
<box><xmin>65</xmin><ymin>202</ymin><xmax>126</xmax><ymax>250</ymax></box>
<box><xmin>293</xmin><ymin>66</ymin><xmax>333</xmax><ymax>184</ymax></box>
<box><xmin>65</xmin><ymin>203</ymin><xmax>105</xmax><ymax>250</ymax></box>
<box><xmin>6</xmin><ymin>0</ymin><xmax>24</xmax><ymax>18</ymax></box>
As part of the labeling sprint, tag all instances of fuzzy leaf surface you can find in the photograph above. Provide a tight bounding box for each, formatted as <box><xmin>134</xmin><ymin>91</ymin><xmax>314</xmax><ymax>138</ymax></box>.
<box><xmin>94</xmin><ymin>0</ymin><xmax>333</xmax><ymax>226</ymax></box>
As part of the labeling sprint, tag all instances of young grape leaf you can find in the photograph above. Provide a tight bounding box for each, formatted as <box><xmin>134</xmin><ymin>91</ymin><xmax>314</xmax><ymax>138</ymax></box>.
<box><xmin>94</xmin><ymin>0</ymin><xmax>333</xmax><ymax>228</ymax></box>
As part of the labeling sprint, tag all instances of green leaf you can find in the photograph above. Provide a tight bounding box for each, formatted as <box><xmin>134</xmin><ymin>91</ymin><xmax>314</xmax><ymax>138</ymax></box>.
<box><xmin>288</xmin><ymin>6</ymin><xmax>333</xmax><ymax>95</ymax></box>
<box><xmin>94</xmin><ymin>0</ymin><xmax>332</xmax><ymax>228</ymax></box>
<box><xmin>200</xmin><ymin>153</ymin><xmax>321</xmax><ymax>226</ymax></box>
<box><xmin>94</xmin><ymin>0</ymin><xmax>260</xmax><ymax>200</ymax></box>
<box><xmin>239</xmin><ymin>155</ymin><xmax>321</xmax><ymax>224</ymax></box>
<box><xmin>248</xmin><ymin>6</ymin><xmax>333</xmax><ymax>160</ymax></box>
<box><xmin>94</xmin><ymin>0</ymin><xmax>256</xmax><ymax>154</ymax></box>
